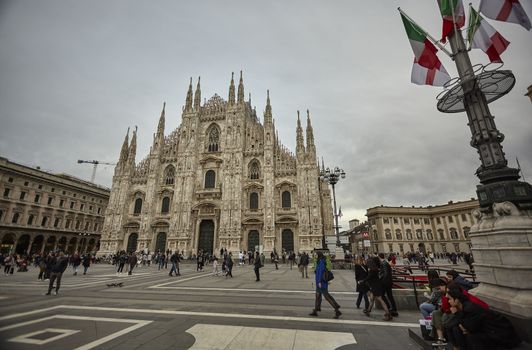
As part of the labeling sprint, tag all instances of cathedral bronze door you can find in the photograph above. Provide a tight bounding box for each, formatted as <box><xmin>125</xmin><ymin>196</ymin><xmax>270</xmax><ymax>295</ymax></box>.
<box><xmin>282</xmin><ymin>229</ymin><xmax>294</xmax><ymax>252</ymax></box>
<box><xmin>127</xmin><ymin>233</ymin><xmax>138</xmax><ymax>253</ymax></box>
<box><xmin>155</xmin><ymin>232</ymin><xmax>167</xmax><ymax>253</ymax></box>
<box><xmin>198</xmin><ymin>220</ymin><xmax>215</xmax><ymax>254</ymax></box>
<box><xmin>248</xmin><ymin>230</ymin><xmax>259</xmax><ymax>252</ymax></box>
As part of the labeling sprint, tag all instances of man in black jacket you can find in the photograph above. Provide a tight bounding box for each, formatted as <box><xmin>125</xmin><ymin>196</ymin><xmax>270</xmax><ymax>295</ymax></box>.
<box><xmin>379</xmin><ymin>253</ymin><xmax>398</xmax><ymax>317</ymax></box>
<box><xmin>45</xmin><ymin>252</ymin><xmax>68</xmax><ymax>295</ymax></box>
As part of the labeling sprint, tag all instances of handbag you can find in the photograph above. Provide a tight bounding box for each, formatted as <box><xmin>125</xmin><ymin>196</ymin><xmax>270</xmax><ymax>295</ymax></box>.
<box><xmin>323</xmin><ymin>269</ymin><xmax>334</xmax><ymax>282</ymax></box>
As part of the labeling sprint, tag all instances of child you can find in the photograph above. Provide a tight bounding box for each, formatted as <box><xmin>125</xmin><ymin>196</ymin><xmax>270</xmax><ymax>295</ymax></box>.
<box><xmin>212</xmin><ymin>257</ymin><xmax>219</xmax><ymax>276</ymax></box>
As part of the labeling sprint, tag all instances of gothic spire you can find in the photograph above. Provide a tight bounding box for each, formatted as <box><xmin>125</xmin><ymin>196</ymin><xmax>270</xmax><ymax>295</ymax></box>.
<box><xmin>184</xmin><ymin>77</ymin><xmax>193</xmax><ymax>112</ymax></box>
<box><xmin>264</xmin><ymin>90</ymin><xmax>272</xmax><ymax>124</ymax></box>
<box><xmin>296</xmin><ymin>110</ymin><xmax>305</xmax><ymax>154</ymax></box>
<box><xmin>119</xmin><ymin>127</ymin><xmax>130</xmax><ymax>164</ymax></box>
<box><xmin>228</xmin><ymin>72</ymin><xmax>235</xmax><ymax>105</ymax></box>
<box><xmin>157</xmin><ymin>102</ymin><xmax>166</xmax><ymax>135</ymax></box>
<box><xmin>237</xmin><ymin>70</ymin><xmax>245</xmax><ymax>104</ymax></box>
<box><xmin>194</xmin><ymin>77</ymin><xmax>201</xmax><ymax>110</ymax></box>
<box><xmin>128</xmin><ymin>126</ymin><xmax>138</xmax><ymax>166</ymax></box>
<box><xmin>306</xmin><ymin>109</ymin><xmax>315</xmax><ymax>153</ymax></box>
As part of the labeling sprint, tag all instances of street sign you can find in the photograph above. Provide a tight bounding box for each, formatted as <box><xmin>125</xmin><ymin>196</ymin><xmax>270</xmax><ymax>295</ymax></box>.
<box><xmin>363</xmin><ymin>240</ymin><xmax>371</xmax><ymax>247</ymax></box>
<box><xmin>339</xmin><ymin>236</ymin><xmax>349</xmax><ymax>244</ymax></box>
<box><xmin>324</xmin><ymin>236</ymin><xmax>337</xmax><ymax>244</ymax></box>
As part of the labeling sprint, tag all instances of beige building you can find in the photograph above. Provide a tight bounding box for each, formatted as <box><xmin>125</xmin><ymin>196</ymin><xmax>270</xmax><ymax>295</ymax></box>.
<box><xmin>0</xmin><ymin>157</ymin><xmax>110</xmax><ymax>255</ymax></box>
<box><xmin>366</xmin><ymin>199</ymin><xmax>479</xmax><ymax>255</ymax></box>
<box><xmin>98</xmin><ymin>74</ymin><xmax>333</xmax><ymax>257</ymax></box>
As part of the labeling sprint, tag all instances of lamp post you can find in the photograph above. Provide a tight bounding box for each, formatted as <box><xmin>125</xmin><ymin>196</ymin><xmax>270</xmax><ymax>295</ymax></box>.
<box><xmin>320</xmin><ymin>166</ymin><xmax>346</xmax><ymax>247</ymax></box>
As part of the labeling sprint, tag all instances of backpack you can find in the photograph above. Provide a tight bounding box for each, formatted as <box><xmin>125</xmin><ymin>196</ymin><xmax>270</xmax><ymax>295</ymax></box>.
<box><xmin>323</xmin><ymin>269</ymin><xmax>334</xmax><ymax>282</ymax></box>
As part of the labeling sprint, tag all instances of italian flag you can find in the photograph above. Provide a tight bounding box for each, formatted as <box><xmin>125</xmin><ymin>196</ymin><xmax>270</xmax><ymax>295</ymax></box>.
<box><xmin>437</xmin><ymin>0</ymin><xmax>466</xmax><ymax>42</ymax></box>
<box><xmin>468</xmin><ymin>7</ymin><xmax>510</xmax><ymax>63</ymax></box>
<box><xmin>401</xmin><ymin>13</ymin><xmax>451</xmax><ymax>86</ymax></box>
<box><xmin>479</xmin><ymin>0</ymin><xmax>531</xmax><ymax>30</ymax></box>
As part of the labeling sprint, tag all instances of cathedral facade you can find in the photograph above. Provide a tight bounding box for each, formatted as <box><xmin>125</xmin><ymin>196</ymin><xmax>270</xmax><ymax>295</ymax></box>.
<box><xmin>98</xmin><ymin>73</ymin><xmax>333</xmax><ymax>257</ymax></box>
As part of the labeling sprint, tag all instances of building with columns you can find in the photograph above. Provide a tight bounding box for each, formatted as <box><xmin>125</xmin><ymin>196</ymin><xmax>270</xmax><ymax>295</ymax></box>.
<box><xmin>0</xmin><ymin>157</ymin><xmax>110</xmax><ymax>255</ymax></box>
<box><xmin>364</xmin><ymin>199</ymin><xmax>479</xmax><ymax>255</ymax></box>
<box><xmin>98</xmin><ymin>73</ymin><xmax>333</xmax><ymax>257</ymax></box>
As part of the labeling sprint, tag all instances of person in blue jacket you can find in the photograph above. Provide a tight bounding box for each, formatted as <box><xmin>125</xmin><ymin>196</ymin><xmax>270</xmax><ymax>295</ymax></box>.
<box><xmin>309</xmin><ymin>251</ymin><xmax>341</xmax><ymax>318</ymax></box>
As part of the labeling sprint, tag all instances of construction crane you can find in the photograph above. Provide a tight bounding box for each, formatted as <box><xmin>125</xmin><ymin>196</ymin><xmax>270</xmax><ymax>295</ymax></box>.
<box><xmin>77</xmin><ymin>160</ymin><xmax>116</xmax><ymax>183</ymax></box>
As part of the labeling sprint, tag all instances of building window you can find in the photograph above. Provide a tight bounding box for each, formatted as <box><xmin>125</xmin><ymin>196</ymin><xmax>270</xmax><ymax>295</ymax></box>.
<box><xmin>416</xmin><ymin>229</ymin><xmax>423</xmax><ymax>240</ymax></box>
<box><xmin>463</xmin><ymin>227</ymin><xmax>470</xmax><ymax>238</ymax></box>
<box><xmin>207</xmin><ymin>125</ymin><xmax>220</xmax><ymax>152</ymax></box>
<box><xmin>249</xmin><ymin>160</ymin><xmax>260</xmax><ymax>180</ymax></box>
<box><xmin>385</xmin><ymin>229</ymin><xmax>392</xmax><ymax>240</ymax></box>
<box><xmin>441</xmin><ymin>243</ymin><xmax>447</xmax><ymax>253</ymax></box>
<box><xmin>62</xmin><ymin>190</ymin><xmax>66</xmax><ymax>195</ymax></box>
<box><xmin>438</xmin><ymin>229</ymin><xmax>445</xmax><ymax>240</ymax></box>
<box><xmin>80</xmin><ymin>204</ymin><xmax>85</xmax><ymax>211</ymax></box>
<box><xmin>404</xmin><ymin>218</ymin><xmax>410</xmax><ymax>224</ymax></box>
<box><xmin>3</xmin><ymin>188</ymin><xmax>10</xmax><ymax>198</ymax></box>
<box><xmin>8</xmin><ymin>177</ymin><xmax>13</xmax><ymax>183</ymax></box>
<box><xmin>66</xmin><ymin>219</ymin><xmax>71</xmax><ymax>229</ymax></box>
<box><xmin>97</xmin><ymin>207</ymin><xmax>101</xmax><ymax>214</ymax></box>
<box><xmin>450</xmin><ymin>228</ymin><xmax>459</xmax><ymax>240</ymax></box>
<box><xmin>54</xmin><ymin>218</ymin><xmax>60</xmax><ymax>228</ymax></box>
<box><xmin>395</xmin><ymin>229</ymin><xmax>402</xmax><ymax>240</ymax></box>
<box><xmin>426</xmin><ymin>229</ymin><xmax>433</xmax><ymax>240</ymax></box>
<box><xmin>453</xmin><ymin>243</ymin><xmax>460</xmax><ymax>252</ymax></box>
<box><xmin>38</xmin><ymin>184</ymin><xmax>42</xmax><ymax>189</ymax></box>
<box><xmin>51</xmin><ymin>188</ymin><xmax>55</xmax><ymax>192</ymax></box>
<box><xmin>383</xmin><ymin>217</ymin><xmax>389</xmax><ymax>224</ymax></box>
<box><xmin>34</xmin><ymin>194</ymin><xmax>40</xmax><ymax>203</ymax></box>
<box><xmin>12</xmin><ymin>212</ymin><xmax>20</xmax><ymax>224</ymax></box>
<box><xmin>461</xmin><ymin>213</ymin><xmax>467</xmax><ymax>221</ymax></box>
<box><xmin>161</xmin><ymin>197</ymin><xmax>170</xmax><ymax>214</ymax></box>
<box><xmin>70</xmin><ymin>202</ymin><xmax>75</xmax><ymax>209</ymax></box>
<box><xmin>41</xmin><ymin>217</ymin><xmax>48</xmax><ymax>226</ymax></box>
<box><xmin>436</xmin><ymin>217</ymin><xmax>441</xmax><ymax>224</ymax></box>
<box><xmin>20</xmin><ymin>192</ymin><xmax>26</xmax><ymax>200</ymax></box>
<box><xmin>448</xmin><ymin>215</ymin><xmax>454</xmax><ymax>223</ymax></box>
<box><xmin>409</xmin><ymin>243</ymin><xmax>414</xmax><ymax>252</ymax></box>
<box><xmin>373</xmin><ymin>230</ymin><xmax>379</xmax><ymax>241</ymax></box>
<box><xmin>84</xmin><ymin>222</ymin><xmax>90</xmax><ymax>230</ymax></box>
<box><xmin>423</xmin><ymin>218</ymin><xmax>430</xmax><ymax>225</ymax></box>
<box><xmin>134</xmin><ymin>198</ymin><xmax>143</xmax><ymax>214</ymax></box>
<box><xmin>250</xmin><ymin>192</ymin><xmax>259</xmax><ymax>209</ymax></box>
<box><xmin>388</xmin><ymin>244</ymin><xmax>393</xmax><ymax>252</ymax></box>
<box><xmin>94</xmin><ymin>223</ymin><xmax>98</xmax><ymax>231</ymax></box>
<box><xmin>75</xmin><ymin>221</ymin><xmax>80</xmax><ymax>229</ymax></box>
<box><xmin>89</xmin><ymin>205</ymin><xmax>93</xmax><ymax>211</ymax></box>
<box><xmin>24</xmin><ymin>181</ymin><xmax>29</xmax><ymax>186</ymax></box>
<box><xmin>406</xmin><ymin>229</ymin><xmax>413</xmax><ymax>240</ymax></box>
<box><xmin>60</xmin><ymin>199</ymin><xmax>64</xmax><ymax>207</ymax></box>
<box><xmin>82</xmin><ymin>195</ymin><xmax>86</xmax><ymax>200</ymax></box>
<box><xmin>73</xmin><ymin>193</ymin><xmax>76</xmax><ymax>197</ymax></box>
<box><xmin>204</xmin><ymin>170</ymin><xmax>216</xmax><ymax>189</ymax></box>
<box><xmin>281</xmin><ymin>191</ymin><xmax>291</xmax><ymax>208</ymax></box>
<box><xmin>27</xmin><ymin>215</ymin><xmax>34</xmax><ymax>225</ymax></box>
<box><xmin>414</xmin><ymin>218</ymin><xmax>420</xmax><ymax>224</ymax></box>
<box><xmin>48</xmin><ymin>197</ymin><xmax>53</xmax><ymax>205</ymax></box>
<box><xmin>399</xmin><ymin>244</ymin><xmax>404</xmax><ymax>253</ymax></box>
<box><xmin>164</xmin><ymin>166</ymin><xmax>175</xmax><ymax>185</ymax></box>
<box><xmin>393</xmin><ymin>218</ymin><xmax>398</xmax><ymax>224</ymax></box>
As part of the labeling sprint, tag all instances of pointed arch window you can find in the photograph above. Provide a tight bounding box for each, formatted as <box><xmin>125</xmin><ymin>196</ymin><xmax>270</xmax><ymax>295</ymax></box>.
<box><xmin>205</xmin><ymin>170</ymin><xmax>216</xmax><ymax>189</ymax></box>
<box><xmin>164</xmin><ymin>166</ymin><xmax>175</xmax><ymax>185</ymax></box>
<box><xmin>207</xmin><ymin>125</ymin><xmax>220</xmax><ymax>152</ymax></box>
<box><xmin>281</xmin><ymin>191</ymin><xmax>291</xmax><ymax>208</ymax></box>
<box><xmin>250</xmin><ymin>192</ymin><xmax>259</xmax><ymax>210</ymax></box>
<box><xmin>161</xmin><ymin>197</ymin><xmax>170</xmax><ymax>214</ymax></box>
<box><xmin>249</xmin><ymin>160</ymin><xmax>260</xmax><ymax>180</ymax></box>
<box><xmin>134</xmin><ymin>198</ymin><xmax>142</xmax><ymax>214</ymax></box>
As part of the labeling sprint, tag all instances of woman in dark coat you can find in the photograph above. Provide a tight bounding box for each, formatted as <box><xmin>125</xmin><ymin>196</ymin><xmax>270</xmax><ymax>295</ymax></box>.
<box><xmin>354</xmin><ymin>256</ymin><xmax>369</xmax><ymax>311</ymax></box>
<box><xmin>365</xmin><ymin>256</ymin><xmax>392</xmax><ymax>321</ymax></box>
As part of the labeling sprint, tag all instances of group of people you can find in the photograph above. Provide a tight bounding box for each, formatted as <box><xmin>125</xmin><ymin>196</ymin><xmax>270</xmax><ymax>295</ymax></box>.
<box><xmin>418</xmin><ymin>269</ymin><xmax>521</xmax><ymax>349</ymax></box>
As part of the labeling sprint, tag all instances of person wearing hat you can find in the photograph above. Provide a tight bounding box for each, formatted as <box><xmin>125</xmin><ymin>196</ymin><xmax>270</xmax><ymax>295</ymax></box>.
<box><xmin>309</xmin><ymin>252</ymin><xmax>341</xmax><ymax>319</ymax></box>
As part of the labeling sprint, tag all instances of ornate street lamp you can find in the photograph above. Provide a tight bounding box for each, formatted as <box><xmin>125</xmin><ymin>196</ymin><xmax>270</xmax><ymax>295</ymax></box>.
<box><xmin>320</xmin><ymin>165</ymin><xmax>346</xmax><ymax>247</ymax></box>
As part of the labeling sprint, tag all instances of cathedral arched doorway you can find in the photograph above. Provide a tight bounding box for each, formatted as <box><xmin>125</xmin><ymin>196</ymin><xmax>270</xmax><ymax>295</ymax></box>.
<box><xmin>1</xmin><ymin>233</ymin><xmax>16</xmax><ymax>255</ymax></box>
<box><xmin>282</xmin><ymin>229</ymin><xmax>294</xmax><ymax>253</ymax></box>
<box><xmin>198</xmin><ymin>220</ymin><xmax>214</xmax><ymax>254</ymax></box>
<box><xmin>155</xmin><ymin>232</ymin><xmax>167</xmax><ymax>253</ymax></box>
<box><xmin>15</xmin><ymin>234</ymin><xmax>30</xmax><ymax>255</ymax></box>
<box><xmin>30</xmin><ymin>235</ymin><xmax>44</xmax><ymax>255</ymax></box>
<box><xmin>248</xmin><ymin>230</ymin><xmax>259</xmax><ymax>252</ymax></box>
<box><xmin>127</xmin><ymin>233</ymin><xmax>138</xmax><ymax>253</ymax></box>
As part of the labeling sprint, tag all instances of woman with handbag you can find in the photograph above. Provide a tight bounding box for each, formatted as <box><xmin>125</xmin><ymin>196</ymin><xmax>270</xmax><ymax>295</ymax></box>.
<box><xmin>309</xmin><ymin>252</ymin><xmax>341</xmax><ymax>319</ymax></box>
<box><xmin>365</xmin><ymin>256</ymin><xmax>392</xmax><ymax>321</ymax></box>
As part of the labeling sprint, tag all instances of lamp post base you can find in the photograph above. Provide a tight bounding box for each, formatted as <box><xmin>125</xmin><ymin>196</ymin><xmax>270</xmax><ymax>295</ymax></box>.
<box><xmin>333</xmin><ymin>246</ymin><xmax>345</xmax><ymax>261</ymax></box>
<box><xmin>470</xmin><ymin>201</ymin><xmax>532</xmax><ymax>342</ymax></box>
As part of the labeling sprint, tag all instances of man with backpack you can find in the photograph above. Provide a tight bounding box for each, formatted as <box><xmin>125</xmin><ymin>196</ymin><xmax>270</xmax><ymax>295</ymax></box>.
<box><xmin>300</xmin><ymin>252</ymin><xmax>310</xmax><ymax>278</ymax></box>
<box><xmin>379</xmin><ymin>253</ymin><xmax>399</xmax><ymax>317</ymax></box>
<box><xmin>309</xmin><ymin>251</ymin><xmax>341</xmax><ymax>319</ymax></box>
<box><xmin>45</xmin><ymin>251</ymin><xmax>68</xmax><ymax>295</ymax></box>
<box><xmin>169</xmin><ymin>251</ymin><xmax>180</xmax><ymax>276</ymax></box>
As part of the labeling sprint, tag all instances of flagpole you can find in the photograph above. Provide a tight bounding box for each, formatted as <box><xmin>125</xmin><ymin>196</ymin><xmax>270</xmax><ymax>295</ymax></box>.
<box><xmin>450</xmin><ymin>0</ymin><xmax>463</xmax><ymax>58</ymax></box>
<box><xmin>398</xmin><ymin>7</ymin><xmax>453</xmax><ymax>58</ymax></box>
<box><xmin>466</xmin><ymin>3</ymin><xmax>481</xmax><ymax>51</ymax></box>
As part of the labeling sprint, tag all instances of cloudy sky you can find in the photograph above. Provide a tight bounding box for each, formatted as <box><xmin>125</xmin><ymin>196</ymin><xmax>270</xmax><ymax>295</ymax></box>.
<box><xmin>1</xmin><ymin>0</ymin><xmax>531</xmax><ymax>228</ymax></box>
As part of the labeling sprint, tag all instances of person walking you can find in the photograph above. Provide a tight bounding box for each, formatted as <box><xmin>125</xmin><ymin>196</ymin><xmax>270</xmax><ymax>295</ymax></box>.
<box><xmin>128</xmin><ymin>252</ymin><xmax>137</xmax><ymax>275</ymax></box>
<box><xmin>254</xmin><ymin>251</ymin><xmax>262</xmax><ymax>281</ymax></box>
<box><xmin>365</xmin><ymin>256</ymin><xmax>392</xmax><ymax>321</ymax></box>
<box><xmin>309</xmin><ymin>252</ymin><xmax>341</xmax><ymax>319</ymax></box>
<box><xmin>354</xmin><ymin>256</ymin><xmax>370</xmax><ymax>311</ymax></box>
<box><xmin>197</xmin><ymin>251</ymin><xmax>204</xmax><ymax>272</ymax></box>
<box><xmin>158</xmin><ymin>252</ymin><xmax>166</xmax><ymax>271</ymax></box>
<box><xmin>273</xmin><ymin>252</ymin><xmax>279</xmax><ymax>270</ymax></box>
<box><xmin>116</xmin><ymin>251</ymin><xmax>127</xmax><ymax>275</ymax></box>
<box><xmin>71</xmin><ymin>253</ymin><xmax>81</xmax><ymax>275</ymax></box>
<box><xmin>379</xmin><ymin>253</ymin><xmax>399</xmax><ymax>317</ymax></box>
<box><xmin>226</xmin><ymin>253</ymin><xmax>233</xmax><ymax>278</ymax></box>
<box><xmin>45</xmin><ymin>252</ymin><xmax>68</xmax><ymax>295</ymax></box>
<box><xmin>82</xmin><ymin>254</ymin><xmax>91</xmax><ymax>275</ymax></box>
<box><xmin>169</xmin><ymin>251</ymin><xmax>180</xmax><ymax>276</ymax></box>
<box><xmin>300</xmin><ymin>252</ymin><xmax>309</xmax><ymax>278</ymax></box>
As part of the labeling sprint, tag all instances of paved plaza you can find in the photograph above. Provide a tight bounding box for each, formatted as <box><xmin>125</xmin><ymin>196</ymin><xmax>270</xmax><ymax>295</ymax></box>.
<box><xmin>0</xmin><ymin>261</ymin><xmax>424</xmax><ymax>349</ymax></box>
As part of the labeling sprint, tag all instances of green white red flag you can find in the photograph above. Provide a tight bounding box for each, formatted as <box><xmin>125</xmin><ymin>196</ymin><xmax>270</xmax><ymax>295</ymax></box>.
<box><xmin>400</xmin><ymin>13</ymin><xmax>451</xmax><ymax>86</ymax></box>
<box><xmin>479</xmin><ymin>0</ymin><xmax>531</xmax><ymax>30</ymax></box>
<box><xmin>437</xmin><ymin>0</ymin><xmax>466</xmax><ymax>42</ymax></box>
<box><xmin>468</xmin><ymin>7</ymin><xmax>510</xmax><ymax>63</ymax></box>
